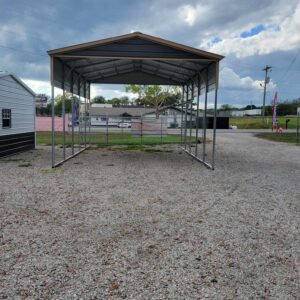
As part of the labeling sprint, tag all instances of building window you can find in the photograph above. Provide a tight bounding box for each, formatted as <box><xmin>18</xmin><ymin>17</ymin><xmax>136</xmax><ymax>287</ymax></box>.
<box><xmin>2</xmin><ymin>109</ymin><xmax>11</xmax><ymax>128</ymax></box>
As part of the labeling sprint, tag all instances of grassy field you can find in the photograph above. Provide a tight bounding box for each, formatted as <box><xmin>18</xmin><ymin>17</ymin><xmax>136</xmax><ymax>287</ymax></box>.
<box><xmin>36</xmin><ymin>131</ymin><xmax>185</xmax><ymax>146</ymax></box>
<box><xmin>229</xmin><ymin>116</ymin><xmax>298</xmax><ymax>129</ymax></box>
<box><xmin>255</xmin><ymin>132</ymin><xmax>300</xmax><ymax>144</ymax></box>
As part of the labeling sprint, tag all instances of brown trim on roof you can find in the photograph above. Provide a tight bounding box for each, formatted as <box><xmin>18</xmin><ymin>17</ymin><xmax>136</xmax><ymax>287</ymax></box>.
<box><xmin>47</xmin><ymin>32</ymin><xmax>224</xmax><ymax>61</ymax></box>
<box><xmin>52</xmin><ymin>55</ymin><xmax>216</xmax><ymax>62</ymax></box>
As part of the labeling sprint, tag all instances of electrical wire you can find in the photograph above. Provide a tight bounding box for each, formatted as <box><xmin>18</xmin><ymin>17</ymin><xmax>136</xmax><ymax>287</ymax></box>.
<box><xmin>276</xmin><ymin>49</ymin><xmax>300</xmax><ymax>86</ymax></box>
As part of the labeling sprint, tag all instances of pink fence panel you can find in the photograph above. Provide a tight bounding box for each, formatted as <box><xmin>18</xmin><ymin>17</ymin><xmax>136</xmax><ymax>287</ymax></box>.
<box><xmin>36</xmin><ymin>115</ymin><xmax>69</xmax><ymax>131</ymax></box>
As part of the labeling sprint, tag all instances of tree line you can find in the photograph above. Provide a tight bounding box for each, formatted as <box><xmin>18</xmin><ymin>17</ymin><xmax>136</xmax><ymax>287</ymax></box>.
<box><xmin>36</xmin><ymin>85</ymin><xmax>181</xmax><ymax>116</ymax></box>
<box><xmin>36</xmin><ymin>87</ymin><xmax>300</xmax><ymax>117</ymax></box>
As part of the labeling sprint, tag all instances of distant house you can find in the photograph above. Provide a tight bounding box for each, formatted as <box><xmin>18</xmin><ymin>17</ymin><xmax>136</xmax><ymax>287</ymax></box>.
<box><xmin>89</xmin><ymin>105</ymin><xmax>196</xmax><ymax>128</ymax></box>
<box><xmin>89</xmin><ymin>105</ymin><xmax>156</xmax><ymax>126</ymax></box>
<box><xmin>144</xmin><ymin>106</ymin><xmax>195</xmax><ymax>128</ymax></box>
<box><xmin>0</xmin><ymin>72</ymin><xmax>36</xmax><ymax>157</ymax></box>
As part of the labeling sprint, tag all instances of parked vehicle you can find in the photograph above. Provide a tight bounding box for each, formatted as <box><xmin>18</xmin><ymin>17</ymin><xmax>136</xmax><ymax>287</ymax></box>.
<box><xmin>229</xmin><ymin>124</ymin><xmax>238</xmax><ymax>129</ymax></box>
<box><xmin>118</xmin><ymin>122</ymin><xmax>131</xmax><ymax>128</ymax></box>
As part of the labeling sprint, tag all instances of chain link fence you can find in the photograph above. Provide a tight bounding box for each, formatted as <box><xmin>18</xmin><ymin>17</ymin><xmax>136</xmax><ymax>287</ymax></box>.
<box><xmin>77</xmin><ymin>114</ymin><xmax>182</xmax><ymax>146</ymax></box>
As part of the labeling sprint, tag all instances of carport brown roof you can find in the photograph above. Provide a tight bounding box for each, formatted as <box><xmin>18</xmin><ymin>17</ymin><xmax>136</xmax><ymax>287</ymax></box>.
<box><xmin>48</xmin><ymin>32</ymin><xmax>224</xmax><ymax>96</ymax></box>
<box><xmin>48</xmin><ymin>32</ymin><xmax>223</xmax><ymax>60</ymax></box>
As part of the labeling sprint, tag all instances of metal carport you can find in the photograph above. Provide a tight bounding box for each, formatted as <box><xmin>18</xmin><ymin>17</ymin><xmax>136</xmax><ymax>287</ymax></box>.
<box><xmin>47</xmin><ymin>32</ymin><xmax>224</xmax><ymax>169</ymax></box>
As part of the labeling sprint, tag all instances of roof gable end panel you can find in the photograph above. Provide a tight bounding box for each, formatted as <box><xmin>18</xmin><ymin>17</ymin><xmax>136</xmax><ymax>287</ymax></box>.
<box><xmin>48</xmin><ymin>32</ymin><xmax>224</xmax><ymax>61</ymax></box>
<box><xmin>57</xmin><ymin>37</ymin><xmax>208</xmax><ymax>60</ymax></box>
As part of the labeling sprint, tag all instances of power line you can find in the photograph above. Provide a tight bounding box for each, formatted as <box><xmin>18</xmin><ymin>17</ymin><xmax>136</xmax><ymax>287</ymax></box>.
<box><xmin>276</xmin><ymin>49</ymin><xmax>300</xmax><ymax>86</ymax></box>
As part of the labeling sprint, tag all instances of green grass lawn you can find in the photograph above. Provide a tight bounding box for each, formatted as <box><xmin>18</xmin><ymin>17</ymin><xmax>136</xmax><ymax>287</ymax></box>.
<box><xmin>255</xmin><ymin>132</ymin><xmax>300</xmax><ymax>144</ymax></box>
<box><xmin>229</xmin><ymin>116</ymin><xmax>298</xmax><ymax>129</ymax></box>
<box><xmin>36</xmin><ymin>131</ymin><xmax>186</xmax><ymax>146</ymax></box>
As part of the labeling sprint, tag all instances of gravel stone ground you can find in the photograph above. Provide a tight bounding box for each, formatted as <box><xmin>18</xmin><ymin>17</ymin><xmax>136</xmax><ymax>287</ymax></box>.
<box><xmin>0</xmin><ymin>133</ymin><xmax>299</xmax><ymax>299</ymax></box>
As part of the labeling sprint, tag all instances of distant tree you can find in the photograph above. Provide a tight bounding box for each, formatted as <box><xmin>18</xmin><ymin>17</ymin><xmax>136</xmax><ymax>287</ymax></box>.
<box><xmin>264</xmin><ymin>98</ymin><xmax>300</xmax><ymax>116</ymax></box>
<box><xmin>220</xmin><ymin>104</ymin><xmax>234</xmax><ymax>111</ymax></box>
<box><xmin>125</xmin><ymin>85</ymin><xmax>144</xmax><ymax>104</ymax></box>
<box><xmin>92</xmin><ymin>96</ymin><xmax>106</xmax><ymax>104</ymax></box>
<box><xmin>277</xmin><ymin>100</ymin><xmax>299</xmax><ymax>115</ymax></box>
<box><xmin>107</xmin><ymin>97</ymin><xmax>121</xmax><ymax>106</ymax></box>
<box><xmin>243</xmin><ymin>104</ymin><xmax>257</xmax><ymax>110</ymax></box>
<box><xmin>164</xmin><ymin>88</ymin><xmax>181</xmax><ymax>106</ymax></box>
<box><xmin>120</xmin><ymin>96</ymin><xmax>130</xmax><ymax>105</ymax></box>
<box><xmin>125</xmin><ymin>85</ymin><xmax>180</xmax><ymax>117</ymax></box>
<box><xmin>54</xmin><ymin>93</ymin><xmax>79</xmax><ymax>115</ymax></box>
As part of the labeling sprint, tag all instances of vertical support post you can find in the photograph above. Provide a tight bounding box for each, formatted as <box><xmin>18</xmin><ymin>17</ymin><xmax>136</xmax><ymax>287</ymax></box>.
<box><xmin>51</xmin><ymin>57</ymin><xmax>55</xmax><ymax>167</ymax></box>
<box><xmin>78</xmin><ymin>77</ymin><xmax>81</xmax><ymax>151</ymax></box>
<box><xmin>161</xmin><ymin>114</ymin><xmax>163</xmax><ymax>144</ymax></box>
<box><xmin>212</xmin><ymin>63</ymin><xmax>219</xmax><ymax>170</ymax></box>
<box><xmin>203</xmin><ymin>68</ymin><xmax>208</xmax><ymax>161</ymax></box>
<box><xmin>106</xmin><ymin>114</ymin><xmax>108</xmax><ymax>145</ymax></box>
<box><xmin>84</xmin><ymin>81</ymin><xmax>87</xmax><ymax>148</ymax></box>
<box><xmin>71</xmin><ymin>71</ymin><xmax>74</xmax><ymax>155</ymax></box>
<box><xmin>121</xmin><ymin>116</ymin><xmax>124</xmax><ymax>142</ymax></box>
<box><xmin>181</xmin><ymin>85</ymin><xmax>184</xmax><ymax>145</ymax></box>
<box><xmin>140</xmin><ymin>115</ymin><xmax>143</xmax><ymax>145</ymax></box>
<box><xmin>88</xmin><ymin>82</ymin><xmax>91</xmax><ymax>146</ymax></box>
<box><xmin>184</xmin><ymin>83</ymin><xmax>188</xmax><ymax>150</ymax></box>
<box><xmin>195</xmin><ymin>74</ymin><xmax>200</xmax><ymax>157</ymax></box>
<box><xmin>62</xmin><ymin>64</ymin><xmax>66</xmax><ymax>160</ymax></box>
<box><xmin>189</xmin><ymin>81</ymin><xmax>194</xmax><ymax>151</ymax></box>
<box><xmin>297</xmin><ymin>109</ymin><xmax>299</xmax><ymax>143</ymax></box>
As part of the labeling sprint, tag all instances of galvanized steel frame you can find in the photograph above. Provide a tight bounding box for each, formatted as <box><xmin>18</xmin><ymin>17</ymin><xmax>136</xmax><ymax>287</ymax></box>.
<box><xmin>49</xmin><ymin>33</ymin><xmax>221</xmax><ymax>169</ymax></box>
<box><xmin>180</xmin><ymin>64</ymin><xmax>218</xmax><ymax>170</ymax></box>
<box><xmin>51</xmin><ymin>57</ymin><xmax>91</xmax><ymax>168</ymax></box>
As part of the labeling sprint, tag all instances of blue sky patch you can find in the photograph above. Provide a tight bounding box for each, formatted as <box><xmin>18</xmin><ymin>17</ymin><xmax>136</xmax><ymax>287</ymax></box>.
<box><xmin>240</xmin><ymin>24</ymin><xmax>265</xmax><ymax>38</ymax></box>
<box><xmin>212</xmin><ymin>36</ymin><xmax>222</xmax><ymax>44</ymax></box>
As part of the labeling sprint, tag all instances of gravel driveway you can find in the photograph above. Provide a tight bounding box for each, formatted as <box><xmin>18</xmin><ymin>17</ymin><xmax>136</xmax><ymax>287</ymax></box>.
<box><xmin>0</xmin><ymin>133</ymin><xmax>299</xmax><ymax>299</ymax></box>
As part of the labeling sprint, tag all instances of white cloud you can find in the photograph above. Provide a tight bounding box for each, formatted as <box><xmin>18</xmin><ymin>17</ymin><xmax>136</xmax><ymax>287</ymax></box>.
<box><xmin>22</xmin><ymin>78</ymin><xmax>51</xmax><ymax>95</ymax></box>
<box><xmin>219</xmin><ymin>67</ymin><xmax>276</xmax><ymax>106</ymax></box>
<box><xmin>204</xmin><ymin>4</ymin><xmax>300</xmax><ymax>58</ymax></box>
<box><xmin>178</xmin><ymin>4</ymin><xmax>210</xmax><ymax>26</ymax></box>
<box><xmin>220</xmin><ymin>67</ymin><xmax>276</xmax><ymax>90</ymax></box>
<box><xmin>20</xmin><ymin>79</ymin><xmax>137</xmax><ymax>100</ymax></box>
<box><xmin>90</xmin><ymin>84</ymin><xmax>136</xmax><ymax>100</ymax></box>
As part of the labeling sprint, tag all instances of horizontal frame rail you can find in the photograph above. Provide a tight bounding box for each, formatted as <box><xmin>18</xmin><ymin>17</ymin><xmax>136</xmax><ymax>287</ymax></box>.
<box><xmin>52</xmin><ymin>146</ymin><xmax>89</xmax><ymax>168</ymax></box>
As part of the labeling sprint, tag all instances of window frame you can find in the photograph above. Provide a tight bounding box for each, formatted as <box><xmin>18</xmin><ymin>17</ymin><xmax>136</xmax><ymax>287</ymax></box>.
<box><xmin>2</xmin><ymin>109</ymin><xmax>12</xmax><ymax>129</ymax></box>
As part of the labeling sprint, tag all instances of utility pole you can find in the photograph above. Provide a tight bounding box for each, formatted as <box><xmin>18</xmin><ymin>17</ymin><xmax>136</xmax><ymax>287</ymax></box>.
<box><xmin>262</xmin><ymin>65</ymin><xmax>272</xmax><ymax>122</ymax></box>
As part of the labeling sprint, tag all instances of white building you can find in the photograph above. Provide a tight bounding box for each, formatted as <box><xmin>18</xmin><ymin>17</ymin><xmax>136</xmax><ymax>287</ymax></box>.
<box><xmin>92</xmin><ymin>103</ymin><xmax>113</xmax><ymax>108</ymax></box>
<box><xmin>89</xmin><ymin>106</ymin><xmax>155</xmax><ymax>126</ymax></box>
<box><xmin>144</xmin><ymin>107</ymin><xmax>195</xmax><ymax>128</ymax></box>
<box><xmin>0</xmin><ymin>72</ymin><xmax>36</xmax><ymax>157</ymax></box>
<box><xmin>231</xmin><ymin>109</ymin><xmax>262</xmax><ymax>117</ymax></box>
<box><xmin>89</xmin><ymin>105</ymin><xmax>195</xmax><ymax>128</ymax></box>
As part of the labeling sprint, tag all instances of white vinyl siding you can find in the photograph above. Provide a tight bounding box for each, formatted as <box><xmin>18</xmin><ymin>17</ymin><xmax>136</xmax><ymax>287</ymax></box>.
<box><xmin>0</xmin><ymin>75</ymin><xmax>35</xmax><ymax>136</ymax></box>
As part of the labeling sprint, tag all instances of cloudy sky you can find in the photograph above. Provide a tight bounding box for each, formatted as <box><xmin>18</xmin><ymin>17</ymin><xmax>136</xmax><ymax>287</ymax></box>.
<box><xmin>0</xmin><ymin>0</ymin><xmax>299</xmax><ymax>107</ymax></box>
